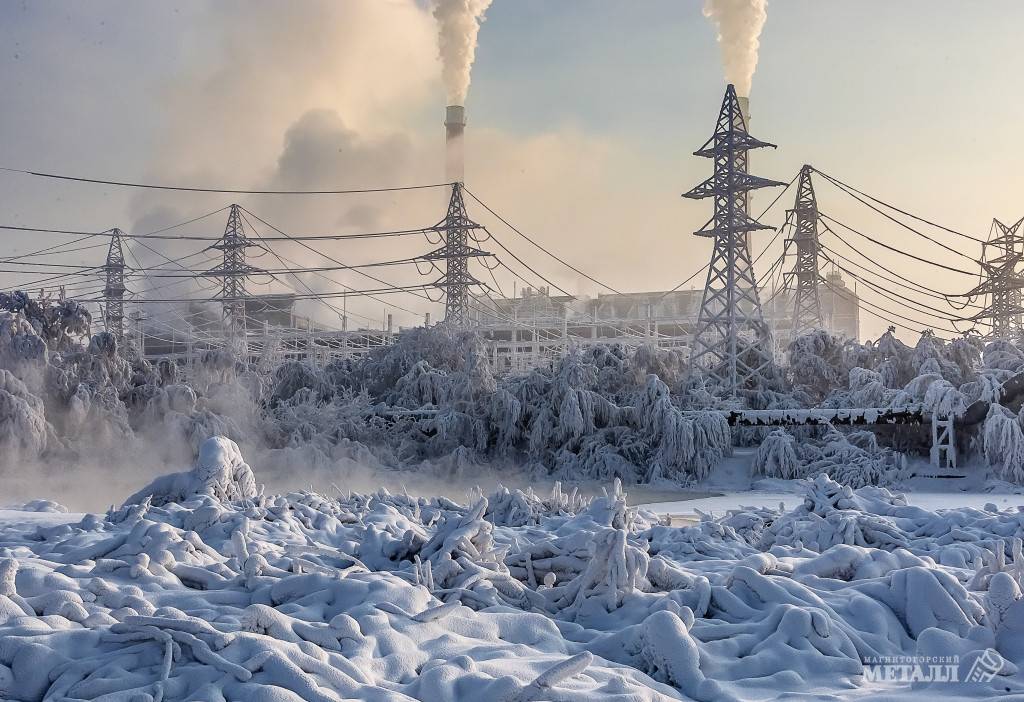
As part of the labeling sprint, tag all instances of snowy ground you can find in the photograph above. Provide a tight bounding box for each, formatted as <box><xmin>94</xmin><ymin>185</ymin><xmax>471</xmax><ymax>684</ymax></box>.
<box><xmin>643</xmin><ymin>449</ymin><xmax>1024</xmax><ymax>521</ymax></box>
<box><xmin>1</xmin><ymin>437</ymin><xmax>1024</xmax><ymax>701</ymax></box>
<box><xmin>645</xmin><ymin>490</ymin><xmax>1024</xmax><ymax>522</ymax></box>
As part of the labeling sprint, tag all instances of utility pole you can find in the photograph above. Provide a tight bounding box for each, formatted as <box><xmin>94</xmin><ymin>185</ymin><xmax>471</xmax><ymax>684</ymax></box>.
<box><xmin>425</xmin><ymin>182</ymin><xmax>489</xmax><ymax>327</ymax></box>
<box><xmin>683</xmin><ymin>84</ymin><xmax>784</xmax><ymax>396</ymax></box>
<box><xmin>209</xmin><ymin>205</ymin><xmax>257</xmax><ymax>355</ymax></box>
<box><xmin>968</xmin><ymin>217</ymin><xmax>1024</xmax><ymax>339</ymax></box>
<box><xmin>783</xmin><ymin>165</ymin><xmax>824</xmax><ymax>338</ymax></box>
<box><xmin>103</xmin><ymin>228</ymin><xmax>127</xmax><ymax>338</ymax></box>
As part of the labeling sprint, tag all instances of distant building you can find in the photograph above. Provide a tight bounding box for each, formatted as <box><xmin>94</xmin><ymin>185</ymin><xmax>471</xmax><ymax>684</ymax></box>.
<box><xmin>475</xmin><ymin>274</ymin><xmax>860</xmax><ymax>370</ymax></box>
<box><xmin>136</xmin><ymin>293</ymin><xmax>346</xmax><ymax>360</ymax></box>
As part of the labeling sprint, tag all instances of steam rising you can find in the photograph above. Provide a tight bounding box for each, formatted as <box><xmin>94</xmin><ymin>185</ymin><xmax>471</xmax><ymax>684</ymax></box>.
<box><xmin>432</xmin><ymin>0</ymin><xmax>493</xmax><ymax>105</ymax></box>
<box><xmin>702</xmin><ymin>0</ymin><xmax>768</xmax><ymax>96</ymax></box>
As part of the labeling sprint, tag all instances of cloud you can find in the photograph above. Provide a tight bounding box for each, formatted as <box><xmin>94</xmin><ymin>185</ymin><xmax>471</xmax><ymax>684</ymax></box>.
<box><xmin>121</xmin><ymin>0</ymin><xmax>709</xmax><ymax>328</ymax></box>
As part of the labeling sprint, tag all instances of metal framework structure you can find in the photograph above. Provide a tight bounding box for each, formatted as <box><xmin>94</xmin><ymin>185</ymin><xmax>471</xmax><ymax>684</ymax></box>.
<box><xmin>426</xmin><ymin>182</ymin><xmax>489</xmax><ymax>326</ymax></box>
<box><xmin>102</xmin><ymin>228</ymin><xmax>127</xmax><ymax>338</ymax></box>
<box><xmin>209</xmin><ymin>205</ymin><xmax>257</xmax><ymax>349</ymax></box>
<box><xmin>683</xmin><ymin>84</ymin><xmax>784</xmax><ymax>395</ymax></box>
<box><xmin>783</xmin><ymin>165</ymin><xmax>824</xmax><ymax>338</ymax></box>
<box><xmin>967</xmin><ymin>216</ymin><xmax>1024</xmax><ymax>339</ymax></box>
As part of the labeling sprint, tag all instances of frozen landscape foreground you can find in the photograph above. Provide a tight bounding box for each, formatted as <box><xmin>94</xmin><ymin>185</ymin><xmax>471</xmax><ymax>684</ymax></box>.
<box><xmin>2</xmin><ymin>437</ymin><xmax>1024</xmax><ymax>701</ymax></box>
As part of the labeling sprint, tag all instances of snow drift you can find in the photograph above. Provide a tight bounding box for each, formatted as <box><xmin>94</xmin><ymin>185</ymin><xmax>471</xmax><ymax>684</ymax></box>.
<box><xmin>0</xmin><ymin>442</ymin><xmax>1022</xmax><ymax>699</ymax></box>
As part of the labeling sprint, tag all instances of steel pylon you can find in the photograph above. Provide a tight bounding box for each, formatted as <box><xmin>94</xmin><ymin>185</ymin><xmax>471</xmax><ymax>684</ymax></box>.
<box><xmin>103</xmin><ymin>228</ymin><xmax>127</xmax><ymax>338</ymax></box>
<box><xmin>209</xmin><ymin>204</ymin><xmax>257</xmax><ymax>351</ymax></box>
<box><xmin>683</xmin><ymin>84</ymin><xmax>784</xmax><ymax>395</ymax></box>
<box><xmin>426</xmin><ymin>183</ymin><xmax>489</xmax><ymax>327</ymax></box>
<box><xmin>783</xmin><ymin>165</ymin><xmax>824</xmax><ymax>338</ymax></box>
<box><xmin>966</xmin><ymin>216</ymin><xmax>1024</xmax><ymax>339</ymax></box>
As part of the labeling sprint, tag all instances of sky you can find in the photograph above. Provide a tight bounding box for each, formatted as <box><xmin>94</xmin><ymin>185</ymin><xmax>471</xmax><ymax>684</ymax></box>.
<box><xmin>1</xmin><ymin>0</ymin><xmax>1023</xmax><ymax>341</ymax></box>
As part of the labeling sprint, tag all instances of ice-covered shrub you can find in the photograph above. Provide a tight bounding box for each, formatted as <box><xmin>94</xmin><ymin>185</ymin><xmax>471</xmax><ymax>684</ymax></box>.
<box><xmin>0</xmin><ymin>368</ymin><xmax>50</xmax><ymax>460</ymax></box>
<box><xmin>800</xmin><ymin>429</ymin><xmax>903</xmax><ymax>488</ymax></box>
<box><xmin>753</xmin><ymin>429</ymin><xmax>801</xmax><ymax>479</ymax></box>
<box><xmin>122</xmin><ymin>435</ymin><xmax>259</xmax><ymax>506</ymax></box>
<box><xmin>922</xmin><ymin>378</ymin><xmax>966</xmax><ymax>416</ymax></box>
<box><xmin>984</xmin><ymin>404</ymin><xmax>1024</xmax><ymax>482</ymax></box>
<box><xmin>983</xmin><ymin>339</ymin><xmax>1024</xmax><ymax>374</ymax></box>
<box><xmin>269</xmin><ymin>360</ymin><xmax>329</xmax><ymax>406</ymax></box>
<box><xmin>788</xmin><ymin>329</ymin><xmax>845</xmax><ymax>400</ymax></box>
<box><xmin>0</xmin><ymin>311</ymin><xmax>48</xmax><ymax>390</ymax></box>
<box><xmin>0</xmin><ymin>292</ymin><xmax>90</xmax><ymax>351</ymax></box>
<box><xmin>752</xmin><ymin>425</ymin><xmax>901</xmax><ymax>488</ymax></box>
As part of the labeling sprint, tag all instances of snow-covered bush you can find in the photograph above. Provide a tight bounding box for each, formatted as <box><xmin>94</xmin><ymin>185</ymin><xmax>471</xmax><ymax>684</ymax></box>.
<box><xmin>8</xmin><ymin>458</ymin><xmax>1024</xmax><ymax>700</ymax></box>
<box><xmin>752</xmin><ymin>426</ymin><xmax>903</xmax><ymax>488</ymax></box>
<box><xmin>0</xmin><ymin>368</ymin><xmax>50</xmax><ymax>460</ymax></box>
<box><xmin>122</xmin><ymin>435</ymin><xmax>259</xmax><ymax>506</ymax></box>
<box><xmin>984</xmin><ymin>404</ymin><xmax>1024</xmax><ymax>483</ymax></box>
<box><xmin>753</xmin><ymin>429</ymin><xmax>801</xmax><ymax>479</ymax></box>
<box><xmin>11</xmin><ymin>286</ymin><xmax>1024</xmax><ymax>489</ymax></box>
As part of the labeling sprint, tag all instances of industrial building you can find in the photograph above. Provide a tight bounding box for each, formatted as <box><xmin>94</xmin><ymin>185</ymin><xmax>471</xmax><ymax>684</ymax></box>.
<box><xmin>472</xmin><ymin>272</ymin><xmax>860</xmax><ymax>372</ymax></box>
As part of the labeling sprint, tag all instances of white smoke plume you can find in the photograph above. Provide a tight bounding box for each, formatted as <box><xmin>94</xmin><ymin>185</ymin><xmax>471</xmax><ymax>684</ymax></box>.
<box><xmin>702</xmin><ymin>0</ymin><xmax>768</xmax><ymax>97</ymax></box>
<box><xmin>432</xmin><ymin>0</ymin><xmax>493</xmax><ymax>105</ymax></box>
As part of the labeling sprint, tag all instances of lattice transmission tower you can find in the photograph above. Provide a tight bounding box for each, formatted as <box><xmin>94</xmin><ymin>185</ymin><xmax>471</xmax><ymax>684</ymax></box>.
<box><xmin>967</xmin><ymin>216</ymin><xmax>1024</xmax><ymax>339</ymax></box>
<box><xmin>683</xmin><ymin>85</ymin><xmax>785</xmax><ymax>395</ymax></box>
<box><xmin>426</xmin><ymin>182</ymin><xmax>489</xmax><ymax>326</ymax></box>
<box><xmin>210</xmin><ymin>204</ymin><xmax>257</xmax><ymax>351</ymax></box>
<box><xmin>102</xmin><ymin>228</ymin><xmax>127</xmax><ymax>338</ymax></box>
<box><xmin>782</xmin><ymin>165</ymin><xmax>824</xmax><ymax>338</ymax></box>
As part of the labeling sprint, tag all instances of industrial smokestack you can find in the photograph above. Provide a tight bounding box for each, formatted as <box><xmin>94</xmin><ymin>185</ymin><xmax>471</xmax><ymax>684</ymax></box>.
<box><xmin>445</xmin><ymin>104</ymin><xmax>466</xmax><ymax>183</ymax></box>
<box><xmin>737</xmin><ymin>95</ymin><xmax>752</xmax><ymax>226</ymax></box>
<box><xmin>737</xmin><ymin>96</ymin><xmax>750</xmax><ymax>129</ymax></box>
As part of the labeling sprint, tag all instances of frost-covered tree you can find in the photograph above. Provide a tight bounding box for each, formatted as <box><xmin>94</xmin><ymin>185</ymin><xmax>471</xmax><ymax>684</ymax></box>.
<box><xmin>753</xmin><ymin>429</ymin><xmax>801</xmax><ymax>479</ymax></box>
<box><xmin>984</xmin><ymin>404</ymin><xmax>1024</xmax><ymax>483</ymax></box>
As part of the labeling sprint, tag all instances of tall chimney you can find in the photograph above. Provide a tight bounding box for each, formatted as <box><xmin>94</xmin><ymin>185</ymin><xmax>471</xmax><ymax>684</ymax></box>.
<box><xmin>445</xmin><ymin>105</ymin><xmax>466</xmax><ymax>183</ymax></box>
<box><xmin>737</xmin><ymin>96</ymin><xmax>752</xmax><ymax>215</ymax></box>
<box><xmin>737</xmin><ymin>96</ymin><xmax>750</xmax><ymax>128</ymax></box>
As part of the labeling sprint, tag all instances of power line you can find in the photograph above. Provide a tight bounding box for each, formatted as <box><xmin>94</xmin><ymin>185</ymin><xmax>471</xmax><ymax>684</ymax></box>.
<box><xmin>819</xmin><ymin>237</ymin><xmax>983</xmax><ymax>311</ymax></box>
<box><xmin>0</xmin><ymin>166</ymin><xmax>453</xmax><ymax>196</ymax></box>
<box><xmin>462</xmin><ymin>187</ymin><xmax>621</xmax><ymax>294</ymax></box>
<box><xmin>236</xmin><ymin>210</ymin><xmax>381</xmax><ymax>328</ymax></box>
<box><xmin>814</xmin><ymin>170</ymin><xmax>984</xmax><ymax>262</ymax></box>
<box><xmin>0</xmin><ymin>234</ymin><xmax>106</xmax><ymax>264</ymax></box>
<box><xmin>1</xmin><ymin>267</ymin><xmax>99</xmax><ymax>290</ymax></box>
<box><xmin>80</xmin><ymin>284</ymin><xmax>436</xmax><ymax>304</ymax></box>
<box><xmin>820</xmin><ymin>224</ymin><xmax>966</xmax><ymax>298</ymax></box>
<box><xmin>821</xmin><ymin>276</ymin><xmax>960</xmax><ymax>336</ymax></box>
<box><xmin>811</xmin><ymin>167</ymin><xmax>986</xmax><ymax>244</ymax></box>
<box><xmin>820</xmin><ymin>252</ymin><xmax>969</xmax><ymax>323</ymax></box>
<box><xmin>654</xmin><ymin>265</ymin><xmax>708</xmax><ymax>300</ymax></box>
<box><xmin>71</xmin><ymin>258</ymin><xmax>431</xmax><ymax>279</ymax></box>
<box><xmin>486</xmin><ymin>255</ymin><xmax>554</xmax><ymax>300</ymax></box>
<box><xmin>10</xmin><ymin>241</ymin><xmax>110</xmax><ymax>259</ymax></box>
<box><xmin>480</xmin><ymin>226</ymin><xmax>574</xmax><ymax>298</ymax></box>
<box><xmin>820</xmin><ymin>212</ymin><xmax>978</xmax><ymax>276</ymax></box>
<box><xmin>254</xmin><ymin>247</ymin><xmax>383</xmax><ymax>327</ymax></box>
<box><xmin>239</xmin><ymin>207</ymin><xmax>429</xmax><ymax>318</ymax></box>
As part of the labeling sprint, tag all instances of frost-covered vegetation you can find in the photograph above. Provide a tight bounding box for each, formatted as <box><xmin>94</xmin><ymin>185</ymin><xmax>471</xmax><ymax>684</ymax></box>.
<box><xmin>1</xmin><ymin>441</ymin><xmax>1023</xmax><ymax>699</ymax></box>
<box><xmin>3</xmin><ymin>298</ymin><xmax>1024</xmax><ymax>699</ymax></box>
<box><xmin>4</xmin><ymin>295</ymin><xmax>1024</xmax><ymax>493</ymax></box>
